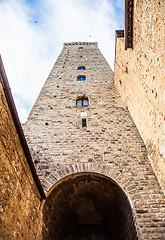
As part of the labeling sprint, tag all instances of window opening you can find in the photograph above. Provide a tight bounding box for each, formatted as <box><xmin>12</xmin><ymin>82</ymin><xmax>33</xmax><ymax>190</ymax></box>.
<box><xmin>77</xmin><ymin>66</ymin><xmax>86</xmax><ymax>70</ymax></box>
<box><xmin>83</xmin><ymin>99</ymin><xmax>88</xmax><ymax>105</ymax></box>
<box><xmin>77</xmin><ymin>75</ymin><xmax>86</xmax><ymax>81</ymax></box>
<box><xmin>82</xmin><ymin>119</ymin><xmax>87</xmax><ymax>127</ymax></box>
<box><xmin>76</xmin><ymin>97</ymin><xmax>88</xmax><ymax>106</ymax></box>
<box><xmin>77</xmin><ymin>99</ymin><xmax>82</xmax><ymax>106</ymax></box>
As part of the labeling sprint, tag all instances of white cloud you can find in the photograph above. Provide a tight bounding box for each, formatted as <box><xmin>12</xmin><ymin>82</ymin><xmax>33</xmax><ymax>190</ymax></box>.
<box><xmin>0</xmin><ymin>0</ymin><xmax>124</xmax><ymax>123</ymax></box>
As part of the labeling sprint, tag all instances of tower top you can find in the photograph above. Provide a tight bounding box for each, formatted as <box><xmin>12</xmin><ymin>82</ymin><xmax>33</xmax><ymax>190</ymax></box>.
<box><xmin>64</xmin><ymin>42</ymin><xmax>98</xmax><ymax>46</ymax></box>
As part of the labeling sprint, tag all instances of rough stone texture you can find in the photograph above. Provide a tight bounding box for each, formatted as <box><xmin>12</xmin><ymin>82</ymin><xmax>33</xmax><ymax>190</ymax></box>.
<box><xmin>23</xmin><ymin>42</ymin><xmax>165</xmax><ymax>239</ymax></box>
<box><xmin>114</xmin><ymin>0</ymin><xmax>165</xmax><ymax>192</ymax></box>
<box><xmin>0</xmin><ymin>80</ymin><xmax>42</xmax><ymax>239</ymax></box>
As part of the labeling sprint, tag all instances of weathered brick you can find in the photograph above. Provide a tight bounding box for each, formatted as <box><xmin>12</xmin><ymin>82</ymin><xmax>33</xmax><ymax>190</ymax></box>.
<box><xmin>22</xmin><ymin>41</ymin><xmax>165</xmax><ymax>239</ymax></box>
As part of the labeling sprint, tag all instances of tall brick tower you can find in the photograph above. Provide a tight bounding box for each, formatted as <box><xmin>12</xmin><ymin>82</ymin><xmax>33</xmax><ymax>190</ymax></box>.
<box><xmin>23</xmin><ymin>42</ymin><xmax>114</xmax><ymax>179</ymax></box>
<box><xmin>23</xmin><ymin>42</ymin><xmax>165</xmax><ymax>240</ymax></box>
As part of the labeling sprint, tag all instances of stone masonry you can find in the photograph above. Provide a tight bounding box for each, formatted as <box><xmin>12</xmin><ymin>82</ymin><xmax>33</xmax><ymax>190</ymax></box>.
<box><xmin>0</xmin><ymin>76</ymin><xmax>42</xmax><ymax>240</ymax></box>
<box><xmin>23</xmin><ymin>42</ymin><xmax>165</xmax><ymax>239</ymax></box>
<box><xmin>114</xmin><ymin>0</ymin><xmax>165</xmax><ymax>191</ymax></box>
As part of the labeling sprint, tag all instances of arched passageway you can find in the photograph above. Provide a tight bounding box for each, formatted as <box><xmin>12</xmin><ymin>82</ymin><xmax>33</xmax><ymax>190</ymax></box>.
<box><xmin>40</xmin><ymin>173</ymin><xmax>138</xmax><ymax>240</ymax></box>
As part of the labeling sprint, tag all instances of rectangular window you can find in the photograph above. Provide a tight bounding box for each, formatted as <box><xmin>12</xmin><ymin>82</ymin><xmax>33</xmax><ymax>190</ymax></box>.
<box><xmin>82</xmin><ymin>119</ymin><xmax>87</xmax><ymax>127</ymax></box>
<box><xmin>77</xmin><ymin>66</ymin><xmax>86</xmax><ymax>70</ymax></box>
<box><xmin>77</xmin><ymin>75</ymin><xmax>86</xmax><ymax>81</ymax></box>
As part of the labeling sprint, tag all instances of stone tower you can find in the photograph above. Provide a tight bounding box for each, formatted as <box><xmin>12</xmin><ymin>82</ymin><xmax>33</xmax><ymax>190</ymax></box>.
<box><xmin>23</xmin><ymin>42</ymin><xmax>165</xmax><ymax>240</ymax></box>
<box><xmin>23</xmin><ymin>42</ymin><xmax>114</xmax><ymax>178</ymax></box>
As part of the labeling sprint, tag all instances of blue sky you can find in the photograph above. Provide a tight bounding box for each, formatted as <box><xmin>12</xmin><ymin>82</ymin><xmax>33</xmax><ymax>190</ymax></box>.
<box><xmin>0</xmin><ymin>0</ymin><xmax>124</xmax><ymax>122</ymax></box>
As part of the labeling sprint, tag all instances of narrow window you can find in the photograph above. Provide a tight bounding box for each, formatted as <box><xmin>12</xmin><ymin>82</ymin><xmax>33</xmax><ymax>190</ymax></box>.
<box><xmin>76</xmin><ymin>97</ymin><xmax>88</xmax><ymax>106</ymax></box>
<box><xmin>77</xmin><ymin>99</ymin><xmax>82</xmax><ymax>106</ymax></box>
<box><xmin>83</xmin><ymin>99</ymin><xmax>88</xmax><ymax>105</ymax></box>
<box><xmin>77</xmin><ymin>75</ymin><xmax>86</xmax><ymax>81</ymax></box>
<box><xmin>77</xmin><ymin>66</ymin><xmax>86</xmax><ymax>70</ymax></box>
<box><xmin>82</xmin><ymin>119</ymin><xmax>87</xmax><ymax>127</ymax></box>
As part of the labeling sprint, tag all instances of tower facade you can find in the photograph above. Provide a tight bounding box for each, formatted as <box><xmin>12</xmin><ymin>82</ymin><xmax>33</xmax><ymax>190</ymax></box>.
<box><xmin>23</xmin><ymin>42</ymin><xmax>165</xmax><ymax>239</ymax></box>
<box><xmin>23</xmin><ymin>42</ymin><xmax>114</xmax><ymax>180</ymax></box>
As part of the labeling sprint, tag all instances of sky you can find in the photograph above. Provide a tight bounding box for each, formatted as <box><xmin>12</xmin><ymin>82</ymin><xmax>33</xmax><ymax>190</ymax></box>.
<box><xmin>0</xmin><ymin>0</ymin><xmax>124</xmax><ymax>123</ymax></box>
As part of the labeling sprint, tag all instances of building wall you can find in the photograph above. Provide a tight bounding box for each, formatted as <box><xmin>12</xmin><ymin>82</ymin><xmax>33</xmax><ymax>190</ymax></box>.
<box><xmin>23</xmin><ymin>42</ymin><xmax>114</xmax><ymax>181</ymax></box>
<box><xmin>23</xmin><ymin>42</ymin><xmax>165</xmax><ymax>239</ymax></box>
<box><xmin>0</xmin><ymin>79</ymin><xmax>42</xmax><ymax>239</ymax></box>
<box><xmin>114</xmin><ymin>0</ymin><xmax>165</xmax><ymax>191</ymax></box>
<box><xmin>37</xmin><ymin>173</ymin><xmax>139</xmax><ymax>240</ymax></box>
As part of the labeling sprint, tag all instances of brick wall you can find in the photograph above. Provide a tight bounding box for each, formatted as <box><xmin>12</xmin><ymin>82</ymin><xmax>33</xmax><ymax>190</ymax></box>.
<box><xmin>0</xmin><ymin>79</ymin><xmax>42</xmax><ymax>239</ymax></box>
<box><xmin>37</xmin><ymin>173</ymin><xmax>138</xmax><ymax>240</ymax></box>
<box><xmin>23</xmin><ymin>42</ymin><xmax>165</xmax><ymax>239</ymax></box>
<box><xmin>114</xmin><ymin>0</ymin><xmax>165</xmax><ymax>192</ymax></box>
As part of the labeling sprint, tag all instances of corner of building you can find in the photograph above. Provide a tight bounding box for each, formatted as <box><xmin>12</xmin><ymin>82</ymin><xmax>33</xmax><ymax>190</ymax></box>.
<box><xmin>114</xmin><ymin>0</ymin><xmax>165</xmax><ymax>193</ymax></box>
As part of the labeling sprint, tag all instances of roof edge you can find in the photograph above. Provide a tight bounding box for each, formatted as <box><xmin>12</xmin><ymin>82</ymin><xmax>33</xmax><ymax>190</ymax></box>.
<box><xmin>64</xmin><ymin>42</ymin><xmax>98</xmax><ymax>46</ymax></box>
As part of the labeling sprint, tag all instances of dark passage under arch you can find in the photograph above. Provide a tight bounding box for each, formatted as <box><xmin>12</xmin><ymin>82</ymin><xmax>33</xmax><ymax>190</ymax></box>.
<box><xmin>40</xmin><ymin>173</ymin><xmax>138</xmax><ymax>240</ymax></box>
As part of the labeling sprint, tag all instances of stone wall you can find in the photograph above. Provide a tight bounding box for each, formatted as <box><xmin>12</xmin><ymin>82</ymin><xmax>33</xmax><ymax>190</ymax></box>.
<box><xmin>23</xmin><ymin>42</ymin><xmax>165</xmax><ymax>239</ymax></box>
<box><xmin>114</xmin><ymin>0</ymin><xmax>165</xmax><ymax>192</ymax></box>
<box><xmin>38</xmin><ymin>173</ymin><xmax>138</xmax><ymax>240</ymax></box>
<box><xmin>23</xmin><ymin>42</ymin><xmax>114</xmax><ymax>180</ymax></box>
<box><xmin>0</xmin><ymin>78</ymin><xmax>42</xmax><ymax>239</ymax></box>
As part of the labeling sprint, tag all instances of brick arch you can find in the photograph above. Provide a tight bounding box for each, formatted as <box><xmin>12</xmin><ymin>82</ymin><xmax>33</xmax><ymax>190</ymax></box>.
<box><xmin>42</xmin><ymin>162</ymin><xmax>141</xmax><ymax>206</ymax></box>
<box><xmin>40</xmin><ymin>163</ymin><xmax>142</xmax><ymax>240</ymax></box>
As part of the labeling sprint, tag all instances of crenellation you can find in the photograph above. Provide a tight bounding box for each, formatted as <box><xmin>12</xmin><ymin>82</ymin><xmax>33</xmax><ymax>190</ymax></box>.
<box><xmin>64</xmin><ymin>42</ymin><xmax>98</xmax><ymax>46</ymax></box>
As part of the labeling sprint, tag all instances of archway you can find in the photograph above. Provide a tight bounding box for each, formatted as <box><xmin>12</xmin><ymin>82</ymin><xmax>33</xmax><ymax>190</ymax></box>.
<box><xmin>39</xmin><ymin>173</ymin><xmax>138</xmax><ymax>240</ymax></box>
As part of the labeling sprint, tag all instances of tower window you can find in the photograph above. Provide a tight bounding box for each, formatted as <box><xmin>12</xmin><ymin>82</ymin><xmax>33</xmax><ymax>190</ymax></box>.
<box><xmin>76</xmin><ymin>97</ymin><xmax>89</xmax><ymax>106</ymax></box>
<box><xmin>77</xmin><ymin>66</ymin><xmax>86</xmax><ymax>70</ymax></box>
<box><xmin>82</xmin><ymin>119</ymin><xmax>87</xmax><ymax>127</ymax></box>
<box><xmin>77</xmin><ymin>75</ymin><xmax>86</xmax><ymax>81</ymax></box>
